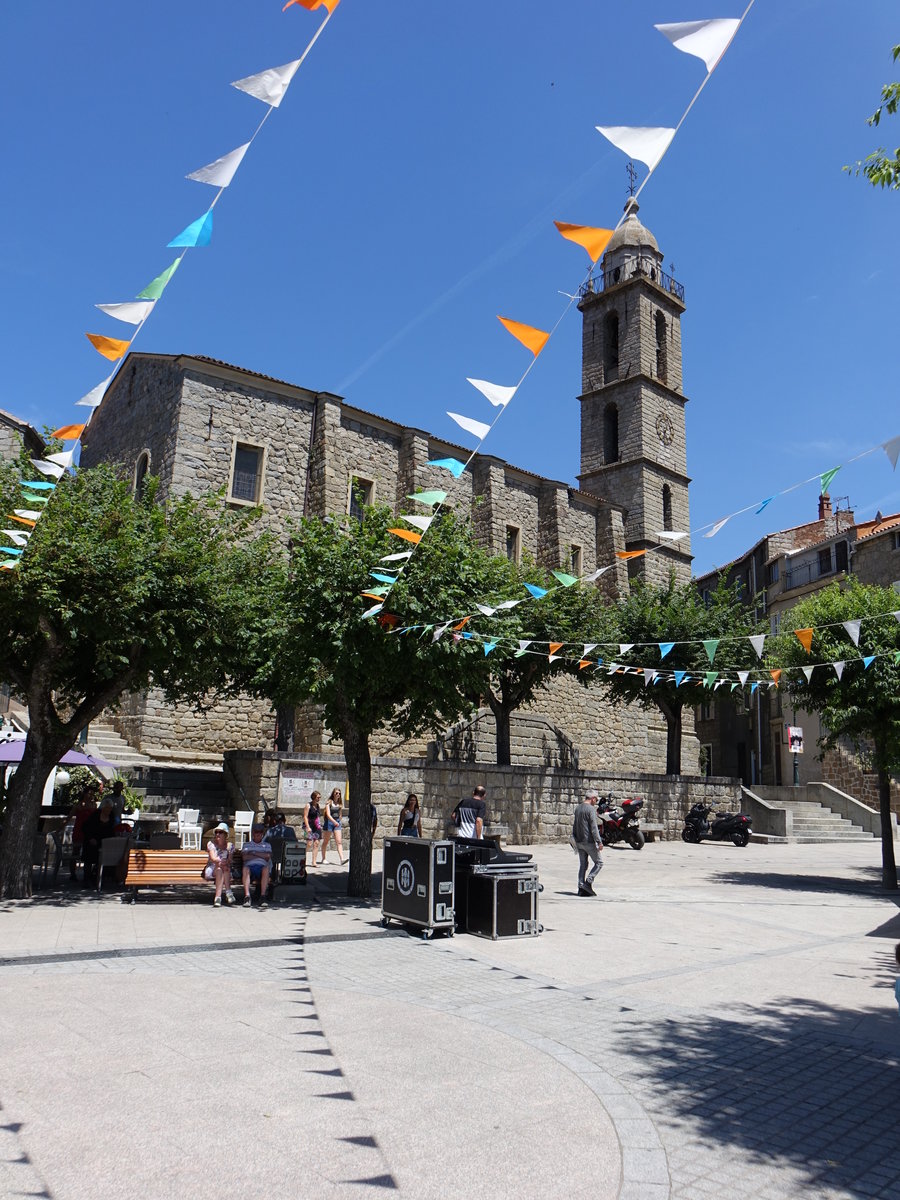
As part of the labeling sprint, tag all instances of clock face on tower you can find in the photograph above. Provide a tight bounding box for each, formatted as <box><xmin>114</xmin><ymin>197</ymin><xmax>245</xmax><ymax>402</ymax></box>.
<box><xmin>655</xmin><ymin>413</ymin><xmax>675</xmax><ymax>446</ymax></box>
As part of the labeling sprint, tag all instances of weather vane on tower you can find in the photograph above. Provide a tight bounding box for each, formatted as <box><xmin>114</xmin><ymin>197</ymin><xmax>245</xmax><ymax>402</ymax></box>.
<box><xmin>626</xmin><ymin>160</ymin><xmax>637</xmax><ymax>198</ymax></box>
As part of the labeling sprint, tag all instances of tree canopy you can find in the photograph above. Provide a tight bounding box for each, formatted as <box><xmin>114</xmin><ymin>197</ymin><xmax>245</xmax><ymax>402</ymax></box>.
<box><xmin>244</xmin><ymin>505</ymin><xmax>501</xmax><ymax>897</ymax></box>
<box><xmin>771</xmin><ymin>579</ymin><xmax>900</xmax><ymax>889</ymax></box>
<box><xmin>845</xmin><ymin>44</ymin><xmax>900</xmax><ymax>190</ymax></box>
<box><xmin>0</xmin><ymin>461</ymin><xmax>273</xmax><ymax>897</ymax></box>
<box><xmin>595</xmin><ymin>575</ymin><xmax>762</xmax><ymax>774</ymax></box>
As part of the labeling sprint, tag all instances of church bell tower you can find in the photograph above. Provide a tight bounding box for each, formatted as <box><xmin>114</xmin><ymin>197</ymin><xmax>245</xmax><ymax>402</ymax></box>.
<box><xmin>577</xmin><ymin>197</ymin><xmax>692</xmax><ymax>585</ymax></box>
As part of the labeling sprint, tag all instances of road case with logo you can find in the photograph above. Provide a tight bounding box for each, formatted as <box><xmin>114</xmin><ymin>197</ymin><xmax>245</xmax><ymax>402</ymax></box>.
<box><xmin>381</xmin><ymin>837</ymin><xmax>456</xmax><ymax>939</ymax></box>
<box><xmin>465</xmin><ymin>863</ymin><xmax>542</xmax><ymax>940</ymax></box>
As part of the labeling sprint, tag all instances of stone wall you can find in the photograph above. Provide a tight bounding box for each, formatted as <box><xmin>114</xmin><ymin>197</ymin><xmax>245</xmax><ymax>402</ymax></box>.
<box><xmin>224</xmin><ymin>748</ymin><xmax>738</xmax><ymax>843</ymax></box>
<box><xmin>107</xmin><ymin>686</ymin><xmax>276</xmax><ymax>761</ymax></box>
<box><xmin>853</xmin><ymin>528</ymin><xmax>900</xmax><ymax>590</ymax></box>
<box><xmin>821</xmin><ymin>741</ymin><xmax>900</xmax><ymax>817</ymax></box>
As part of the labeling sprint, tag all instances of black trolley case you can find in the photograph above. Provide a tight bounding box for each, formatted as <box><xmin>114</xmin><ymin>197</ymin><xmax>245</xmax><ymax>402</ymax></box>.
<box><xmin>381</xmin><ymin>837</ymin><xmax>456</xmax><ymax>939</ymax></box>
<box><xmin>465</xmin><ymin>862</ymin><xmax>542</xmax><ymax>940</ymax></box>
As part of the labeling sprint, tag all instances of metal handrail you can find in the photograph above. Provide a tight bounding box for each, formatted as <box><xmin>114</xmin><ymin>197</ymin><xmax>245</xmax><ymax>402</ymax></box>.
<box><xmin>579</xmin><ymin>258</ymin><xmax>685</xmax><ymax>302</ymax></box>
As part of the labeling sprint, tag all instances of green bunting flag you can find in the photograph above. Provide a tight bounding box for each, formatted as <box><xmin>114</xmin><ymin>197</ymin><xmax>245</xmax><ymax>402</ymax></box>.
<box><xmin>820</xmin><ymin>466</ymin><xmax>841</xmax><ymax>495</ymax></box>
<box><xmin>704</xmin><ymin>671</ymin><xmax>718</xmax><ymax>687</ymax></box>
<box><xmin>407</xmin><ymin>490</ymin><xmax>447</xmax><ymax>507</ymax></box>
<box><xmin>702</xmin><ymin>639</ymin><xmax>719</xmax><ymax>663</ymax></box>
<box><xmin>137</xmin><ymin>258</ymin><xmax>181</xmax><ymax>300</ymax></box>
<box><xmin>551</xmin><ymin>570</ymin><xmax>578</xmax><ymax>587</ymax></box>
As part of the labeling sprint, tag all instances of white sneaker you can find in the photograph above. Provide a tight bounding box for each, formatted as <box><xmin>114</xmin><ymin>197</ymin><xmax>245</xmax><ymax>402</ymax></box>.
<box><xmin>225</xmin><ymin>889</ymin><xmax>236</xmax><ymax>905</ymax></box>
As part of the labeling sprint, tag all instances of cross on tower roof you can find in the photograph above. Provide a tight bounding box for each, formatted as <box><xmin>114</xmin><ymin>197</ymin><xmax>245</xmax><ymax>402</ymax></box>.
<box><xmin>626</xmin><ymin>160</ymin><xmax>637</xmax><ymax>197</ymax></box>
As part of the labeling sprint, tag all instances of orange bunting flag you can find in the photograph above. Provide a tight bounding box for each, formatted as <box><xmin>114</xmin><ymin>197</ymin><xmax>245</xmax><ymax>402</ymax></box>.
<box><xmin>616</xmin><ymin>550</ymin><xmax>647</xmax><ymax>560</ymax></box>
<box><xmin>361</xmin><ymin>592</ymin><xmax>386</xmax><ymax>602</ymax></box>
<box><xmin>377</xmin><ymin>613</ymin><xmax>400</xmax><ymax>629</ymax></box>
<box><xmin>283</xmin><ymin>0</ymin><xmax>340</xmax><ymax>12</ymax></box>
<box><xmin>9</xmin><ymin>514</ymin><xmax>36</xmax><ymax>527</ymax></box>
<box><xmin>388</xmin><ymin>527</ymin><xmax>422</xmax><ymax>545</ymax></box>
<box><xmin>554</xmin><ymin>222</ymin><xmax>614</xmax><ymax>264</ymax></box>
<box><xmin>497</xmin><ymin>316</ymin><xmax>550</xmax><ymax>357</ymax></box>
<box><xmin>770</xmin><ymin>669</ymin><xmax>782</xmax><ymax>686</ymax></box>
<box><xmin>51</xmin><ymin>424</ymin><xmax>86</xmax><ymax>441</ymax></box>
<box><xmin>578</xmin><ymin>659</ymin><xmax>593</xmax><ymax>670</ymax></box>
<box><xmin>549</xmin><ymin>643</ymin><xmax>563</xmax><ymax>656</ymax></box>
<box><xmin>453</xmin><ymin>617</ymin><xmax>471</xmax><ymax>632</ymax></box>
<box><xmin>794</xmin><ymin>628</ymin><xmax>813</xmax><ymax>654</ymax></box>
<box><xmin>86</xmin><ymin>332</ymin><xmax>131</xmax><ymax>361</ymax></box>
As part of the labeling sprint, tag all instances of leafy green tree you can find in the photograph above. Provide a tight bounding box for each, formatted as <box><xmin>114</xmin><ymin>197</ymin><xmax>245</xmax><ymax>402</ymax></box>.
<box><xmin>845</xmin><ymin>44</ymin><xmax>900</xmax><ymax>190</ymax></box>
<box><xmin>771</xmin><ymin>579</ymin><xmax>900</xmax><ymax>890</ymax></box>
<box><xmin>596</xmin><ymin>576</ymin><xmax>762</xmax><ymax>775</ymax></box>
<box><xmin>462</xmin><ymin>555</ymin><xmax>609</xmax><ymax>765</ymax></box>
<box><xmin>0</xmin><ymin>463</ymin><xmax>273</xmax><ymax>898</ymax></box>
<box><xmin>246</xmin><ymin>506</ymin><xmax>497</xmax><ymax>898</ymax></box>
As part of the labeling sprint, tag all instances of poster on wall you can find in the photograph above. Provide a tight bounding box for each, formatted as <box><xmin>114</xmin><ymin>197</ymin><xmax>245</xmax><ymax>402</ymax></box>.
<box><xmin>279</xmin><ymin>767</ymin><xmax>347</xmax><ymax>807</ymax></box>
<box><xmin>787</xmin><ymin>726</ymin><xmax>804</xmax><ymax>754</ymax></box>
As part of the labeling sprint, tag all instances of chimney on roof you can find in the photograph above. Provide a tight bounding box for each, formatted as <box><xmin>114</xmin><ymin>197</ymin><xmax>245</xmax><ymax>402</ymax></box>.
<box><xmin>818</xmin><ymin>493</ymin><xmax>832</xmax><ymax>521</ymax></box>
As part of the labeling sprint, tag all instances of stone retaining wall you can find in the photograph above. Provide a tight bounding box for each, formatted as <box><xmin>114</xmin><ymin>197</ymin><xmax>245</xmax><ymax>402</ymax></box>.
<box><xmin>224</xmin><ymin>748</ymin><xmax>739</xmax><ymax>843</ymax></box>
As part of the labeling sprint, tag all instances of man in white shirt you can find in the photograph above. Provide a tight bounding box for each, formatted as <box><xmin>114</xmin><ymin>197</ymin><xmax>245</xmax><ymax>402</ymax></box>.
<box><xmin>455</xmin><ymin>786</ymin><xmax>486</xmax><ymax>840</ymax></box>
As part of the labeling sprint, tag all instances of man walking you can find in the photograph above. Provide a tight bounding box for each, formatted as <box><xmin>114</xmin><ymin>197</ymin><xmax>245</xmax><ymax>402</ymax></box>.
<box><xmin>572</xmin><ymin>790</ymin><xmax>603</xmax><ymax>897</ymax></box>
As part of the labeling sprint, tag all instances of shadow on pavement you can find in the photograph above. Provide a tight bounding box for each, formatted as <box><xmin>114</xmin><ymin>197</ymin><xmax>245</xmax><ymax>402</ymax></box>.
<box><xmin>709</xmin><ymin>867</ymin><xmax>888</xmax><ymax>896</ymax></box>
<box><xmin>618</xmin><ymin>995</ymin><xmax>900</xmax><ymax>1199</ymax></box>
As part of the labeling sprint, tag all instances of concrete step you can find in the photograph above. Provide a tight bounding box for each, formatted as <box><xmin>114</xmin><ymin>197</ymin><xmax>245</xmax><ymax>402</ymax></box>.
<box><xmin>791</xmin><ymin>833</ymin><xmax>875</xmax><ymax>842</ymax></box>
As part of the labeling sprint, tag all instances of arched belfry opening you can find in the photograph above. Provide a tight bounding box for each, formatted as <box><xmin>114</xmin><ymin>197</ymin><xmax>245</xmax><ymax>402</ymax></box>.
<box><xmin>655</xmin><ymin>311</ymin><xmax>667</xmax><ymax>385</ymax></box>
<box><xmin>603</xmin><ymin>311</ymin><xmax>619</xmax><ymax>381</ymax></box>
<box><xmin>603</xmin><ymin>403</ymin><xmax>619</xmax><ymax>465</ymax></box>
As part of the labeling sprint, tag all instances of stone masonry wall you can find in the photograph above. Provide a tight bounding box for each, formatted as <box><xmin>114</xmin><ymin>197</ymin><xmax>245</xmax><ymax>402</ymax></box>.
<box><xmin>224</xmin><ymin>748</ymin><xmax>738</xmax><ymax>844</ymax></box>
<box><xmin>821</xmin><ymin>742</ymin><xmax>900</xmax><ymax>817</ymax></box>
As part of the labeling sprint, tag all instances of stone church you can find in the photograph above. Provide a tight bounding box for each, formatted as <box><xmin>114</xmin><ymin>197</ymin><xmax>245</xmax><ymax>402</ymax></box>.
<box><xmin>81</xmin><ymin>198</ymin><xmax>699</xmax><ymax>772</ymax></box>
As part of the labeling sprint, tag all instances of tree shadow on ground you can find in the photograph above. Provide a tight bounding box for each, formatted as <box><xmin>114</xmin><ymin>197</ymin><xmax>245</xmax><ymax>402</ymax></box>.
<box><xmin>709</xmin><ymin>866</ymin><xmax>890</xmax><ymax>897</ymax></box>
<box><xmin>616</xmin><ymin>993</ymin><xmax>900</xmax><ymax>1199</ymax></box>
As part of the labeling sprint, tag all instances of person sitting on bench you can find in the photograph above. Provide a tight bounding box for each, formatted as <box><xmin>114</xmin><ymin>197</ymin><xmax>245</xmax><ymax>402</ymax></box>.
<box><xmin>241</xmin><ymin>823</ymin><xmax>272</xmax><ymax>908</ymax></box>
<box><xmin>205</xmin><ymin>822</ymin><xmax>235</xmax><ymax>907</ymax></box>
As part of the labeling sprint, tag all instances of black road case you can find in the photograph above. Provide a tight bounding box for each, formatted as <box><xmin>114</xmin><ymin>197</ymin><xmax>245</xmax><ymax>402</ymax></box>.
<box><xmin>465</xmin><ymin>863</ymin><xmax>542</xmax><ymax>940</ymax></box>
<box><xmin>381</xmin><ymin>837</ymin><xmax>455</xmax><ymax>939</ymax></box>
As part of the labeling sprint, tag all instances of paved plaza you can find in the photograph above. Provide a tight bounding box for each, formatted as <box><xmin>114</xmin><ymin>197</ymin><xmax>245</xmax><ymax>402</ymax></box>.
<box><xmin>1</xmin><ymin>839</ymin><xmax>898</xmax><ymax>1200</ymax></box>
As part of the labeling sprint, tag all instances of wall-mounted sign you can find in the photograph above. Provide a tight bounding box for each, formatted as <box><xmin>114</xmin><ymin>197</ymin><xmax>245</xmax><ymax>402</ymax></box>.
<box><xmin>787</xmin><ymin>726</ymin><xmax>803</xmax><ymax>754</ymax></box>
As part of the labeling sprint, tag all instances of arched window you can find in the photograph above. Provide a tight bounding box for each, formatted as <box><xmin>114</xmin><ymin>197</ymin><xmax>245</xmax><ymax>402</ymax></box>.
<box><xmin>662</xmin><ymin>484</ymin><xmax>672</xmax><ymax>531</ymax></box>
<box><xmin>134</xmin><ymin>451</ymin><xmax>150</xmax><ymax>500</ymax></box>
<box><xmin>603</xmin><ymin>403</ymin><xmax>619</xmax><ymax>465</ymax></box>
<box><xmin>655</xmin><ymin>312</ymin><xmax>668</xmax><ymax>384</ymax></box>
<box><xmin>603</xmin><ymin>311</ymin><xmax>619</xmax><ymax>381</ymax></box>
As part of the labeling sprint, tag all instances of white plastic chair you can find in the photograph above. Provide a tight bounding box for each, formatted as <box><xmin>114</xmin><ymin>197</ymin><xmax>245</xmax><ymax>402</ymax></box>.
<box><xmin>97</xmin><ymin>836</ymin><xmax>129</xmax><ymax>892</ymax></box>
<box><xmin>178</xmin><ymin>808</ymin><xmax>201</xmax><ymax>850</ymax></box>
<box><xmin>232</xmin><ymin>811</ymin><xmax>253</xmax><ymax>848</ymax></box>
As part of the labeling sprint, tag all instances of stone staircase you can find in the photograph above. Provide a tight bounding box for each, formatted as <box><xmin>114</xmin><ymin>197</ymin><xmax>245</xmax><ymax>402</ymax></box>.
<box><xmin>760</xmin><ymin>798</ymin><xmax>875</xmax><ymax>843</ymax></box>
<box><xmin>84</xmin><ymin>720</ymin><xmax>152</xmax><ymax>767</ymax></box>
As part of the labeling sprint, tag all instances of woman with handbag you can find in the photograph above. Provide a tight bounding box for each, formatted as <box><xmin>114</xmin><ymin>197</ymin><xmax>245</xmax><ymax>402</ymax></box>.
<box><xmin>304</xmin><ymin>792</ymin><xmax>324</xmax><ymax>867</ymax></box>
<box><xmin>321</xmin><ymin>788</ymin><xmax>346</xmax><ymax>866</ymax></box>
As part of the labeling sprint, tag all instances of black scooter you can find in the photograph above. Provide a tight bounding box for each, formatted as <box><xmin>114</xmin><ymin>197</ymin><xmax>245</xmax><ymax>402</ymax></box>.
<box><xmin>682</xmin><ymin>801</ymin><xmax>752</xmax><ymax>847</ymax></box>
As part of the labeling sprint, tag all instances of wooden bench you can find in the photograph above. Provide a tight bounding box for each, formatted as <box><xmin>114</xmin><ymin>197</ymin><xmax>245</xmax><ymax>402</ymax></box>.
<box><xmin>124</xmin><ymin>848</ymin><xmax>253</xmax><ymax>901</ymax></box>
<box><xmin>641</xmin><ymin>822</ymin><xmax>665</xmax><ymax>842</ymax></box>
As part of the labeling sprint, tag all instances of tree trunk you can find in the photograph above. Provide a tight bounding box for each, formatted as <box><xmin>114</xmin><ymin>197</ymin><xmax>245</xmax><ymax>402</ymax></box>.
<box><xmin>877</xmin><ymin>766</ymin><xmax>898</xmax><ymax>890</ymax></box>
<box><xmin>275</xmin><ymin>705</ymin><xmax>295</xmax><ymax>753</ymax></box>
<box><xmin>343</xmin><ymin>723</ymin><xmax>373</xmax><ymax>899</ymax></box>
<box><xmin>487</xmin><ymin>696</ymin><xmax>512</xmax><ymax>766</ymax></box>
<box><xmin>657</xmin><ymin>698</ymin><xmax>683</xmax><ymax>775</ymax></box>
<box><xmin>0</xmin><ymin>732</ymin><xmax>66</xmax><ymax>899</ymax></box>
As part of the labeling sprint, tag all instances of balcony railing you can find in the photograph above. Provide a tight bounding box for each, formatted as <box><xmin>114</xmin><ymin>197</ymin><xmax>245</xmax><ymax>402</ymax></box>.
<box><xmin>579</xmin><ymin>257</ymin><xmax>685</xmax><ymax>303</ymax></box>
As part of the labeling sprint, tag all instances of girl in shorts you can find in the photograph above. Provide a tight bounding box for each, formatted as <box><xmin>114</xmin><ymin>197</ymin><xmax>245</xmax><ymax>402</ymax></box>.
<box><xmin>322</xmin><ymin>788</ymin><xmax>346</xmax><ymax>865</ymax></box>
<box><xmin>304</xmin><ymin>791</ymin><xmax>323</xmax><ymax>867</ymax></box>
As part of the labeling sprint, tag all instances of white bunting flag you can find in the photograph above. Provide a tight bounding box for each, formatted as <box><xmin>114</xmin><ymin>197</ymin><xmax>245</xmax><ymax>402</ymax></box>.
<box><xmin>381</xmin><ymin>551</ymin><xmax>413</xmax><ymax>562</ymax></box>
<box><xmin>842</xmin><ymin>620</ymin><xmax>861</xmax><ymax>646</ymax></box>
<box><xmin>1</xmin><ymin>530</ymin><xmax>29</xmax><ymax>546</ymax></box>
<box><xmin>447</xmin><ymin>412</ymin><xmax>491</xmax><ymax>440</ymax></box>
<box><xmin>833</xmin><ymin>661</ymin><xmax>845</xmax><ymax>680</ymax></box>
<box><xmin>31</xmin><ymin>459</ymin><xmax>66</xmax><ymax>479</ymax></box>
<box><xmin>596</xmin><ymin>126</ymin><xmax>676</xmax><ymax>172</ymax></box>
<box><xmin>76</xmin><ymin>374</ymin><xmax>114</xmax><ymax>408</ymax></box>
<box><xmin>655</xmin><ymin>530</ymin><xmax>689</xmax><ymax>542</ymax></box>
<box><xmin>14</xmin><ymin>510</ymin><xmax>42</xmax><ymax>522</ymax></box>
<box><xmin>466</xmin><ymin>378</ymin><xmax>517</xmax><ymax>408</ymax></box>
<box><xmin>802</xmin><ymin>667</ymin><xmax>814</xmax><ymax>682</ymax></box>
<box><xmin>737</xmin><ymin>671</ymin><xmax>749</xmax><ymax>686</ymax></box>
<box><xmin>400</xmin><ymin>515</ymin><xmax>433</xmax><ymax>533</ymax></box>
<box><xmin>46</xmin><ymin>450</ymin><xmax>76</xmax><ymax>470</ymax></box>
<box><xmin>585</xmin><ymin>567</ymin><xmax>610</xmax><ymax>581</ymax></box>
<box><xmin>703</xmin><ymin>517</ymin><xmax>730</xmax><ymax>539</ymax></box>
<box><xmin>432</xmin><ymin>622</ymin><xmax>450</xmax><ymax>643</ymax></box>
<box><xmin>187</xmin><ymin>142</ymin><xmax>251</xmax><ymax>188</ymax></box>
<box><xmin>749</xmin><ymin>635</ymin><xmax>766</xmax><ymax>659</ymax></box>
<box><xmin>619</xmin><ymin>644</ymin><xmax>634</xmax><ymax>655</ymax></box>
<box><xmin>494</xmin><ymin>599</ymin><xmax>523</xmax><ymax>611</ymax></box>
<box><xmin>583</xmin><ymin>644</ymin><xmax>598</xmax><ymax>657</ymax></box>
<box><xmin>476</xmin><ymin>604</ymin><xmax>497</xmax><ymax>617</ymax></box>
<box><xmin>549</xmin><ymin>654</ymin><xmax>562</xmax><ymax>663</ymax></box>
<box><xmin>95</xmin><ymin>300</ymin><xmax>156</xmax><ymax>326</ymax></box>
<box><xmin>654</xmin><ymin>19</ymin><xmax>741</xmax><ymax>73</ymax></box>
<box><xmin>893</xmin><ymin>611</ymin><xmax>900</xmax><ymax>624</ymax></box>
<box><xmin>517</xmin><ymin>640</ymin><xmax>532</xmax><ymax>655</ymax></box>
<box><xmin>606</xmin><ymin>663</ymin><xmax>620</xmax><ymax>675</ymax></box>
<box><xmin>232</xmin><ymin>59</ymin><xmax>302</xmax><ymax>108</ymax></box>
<box><xmin>883</xmin><ymin>435</ymin><xmax>900</xmax><ymax>470</ymax></box>
<box><xmin>643</xmin><ymin>668</ymin><xmax>657</xmax><ymax>686</ymax></box>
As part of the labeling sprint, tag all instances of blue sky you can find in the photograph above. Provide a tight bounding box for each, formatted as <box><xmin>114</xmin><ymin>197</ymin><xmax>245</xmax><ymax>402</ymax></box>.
<box><xmin>2</xmin><ymin>0</ymin><xmax>898</xmax><ymax>576</ymax></box>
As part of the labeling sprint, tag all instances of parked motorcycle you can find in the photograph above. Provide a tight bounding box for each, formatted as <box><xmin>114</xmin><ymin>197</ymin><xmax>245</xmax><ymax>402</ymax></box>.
<box><xmin>597</xmin><ymin>794</ymin><xmax>646</xmax><ymax>850</ymax></box>
<box><xmin>681</xmin><ymin>801</ymin><xmax>752</xmax><ymax>847</ymax></box>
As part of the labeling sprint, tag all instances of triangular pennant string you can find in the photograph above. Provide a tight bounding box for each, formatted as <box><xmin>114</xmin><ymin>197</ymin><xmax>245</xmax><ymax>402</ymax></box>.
<box><xmin>187</xmin><ymin>143</ymin><xmax>251</xmax><ymax>189</ymax></box>
<box><xmin>427</xmin><ymin>458</ymin><xmax>467</xmax><ymax>478</ymax></box>
<box><xmin>883</xmin><ymin>436</ymin><xmax>900</xmax><ymax>470</ymax></box>
<box><xmin>553</xmin><ymin>222</ymin><xmax>614</xmax><ymax>263</ymax></box>
<box><xmin>232</xmin><ymin>59</ymin><xmax>303</xmax><ymax>108</ymax></box>
<box><xmin>749</xmin><ymin>635</ymin><xmax>766</xmax><ymax>659</ymax></box>
<box><xmin>95</xmin><ymin>300</ymin><xmax>155</xmax><ymax>326</ymax></box>
<box><xmin>794</xmin><ymin>628</ymin><xmax>814</xmax><ymax>654</ymax></box>
<box><xmin>702</xmin><ymin>639</ymin><xmax>719</xmax><ymax>663</ymax></box>
<box><xmin>447</xmin><ymin>412</ymin><xmax>491</xmax><ymax>441</ymax></box>
<box><xmin>863</xmin><ymin>655</ymin><xmax>875</xmax><ymax>670</ymax></box>
<box><xmin>833</xmin><ymin>661</ymin><xmax>845</xmax><ymax>680</ymax></box>
<box><xmin>596</xmin><ymin>126</ymin><xmax>676</xmax><ymax>172</ymax></box>
<box><xmin>654</xmin><ymin>19</ymin><xmax>741</xmax><ymax>73</ymax></box>
<box><xmin>497</xmin><ymin>316</ymin><xmax>550</xmax><ymax>357</ymax></box>
<box><xmin>802</xmin><ymin>667</ymin><xmax>814</xmax><ymax>682</ymax></box>
<box><xmin>842</xmin><ymin>620</ymin><xmax>861</xmax><ymax>646</ymax></box>
<box><xmin>820</xmin><ymin>466</ymin><xmax>841</xmax><ymax>495</ymax></box>
<box><xmin>168</xmin><ymin>210</ymin><xmax>214</xmax><ymax>248</ymax></box>
<box><xmin>658</xmin><ymin>642</ymin><xmax>675</xmax><ymax>659</ymax></box>
<box><xmin>407</xmin><ymin>491</ymin><xmax>447</xmax><ymax>507</ymax></box>
<box><xmin>85</xmin><ymin>333</ymin><xmax>131</xmax><ymax>361</ymax></box>
<box><xmin>466</xmin><ymin>378</ymin><xmax>517</xmax><ymax>408</ymax></box>
<box><xmin>137</xmin><ymin>258</ymin><xmax>181</xmax><ymax>301</ymax></box>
